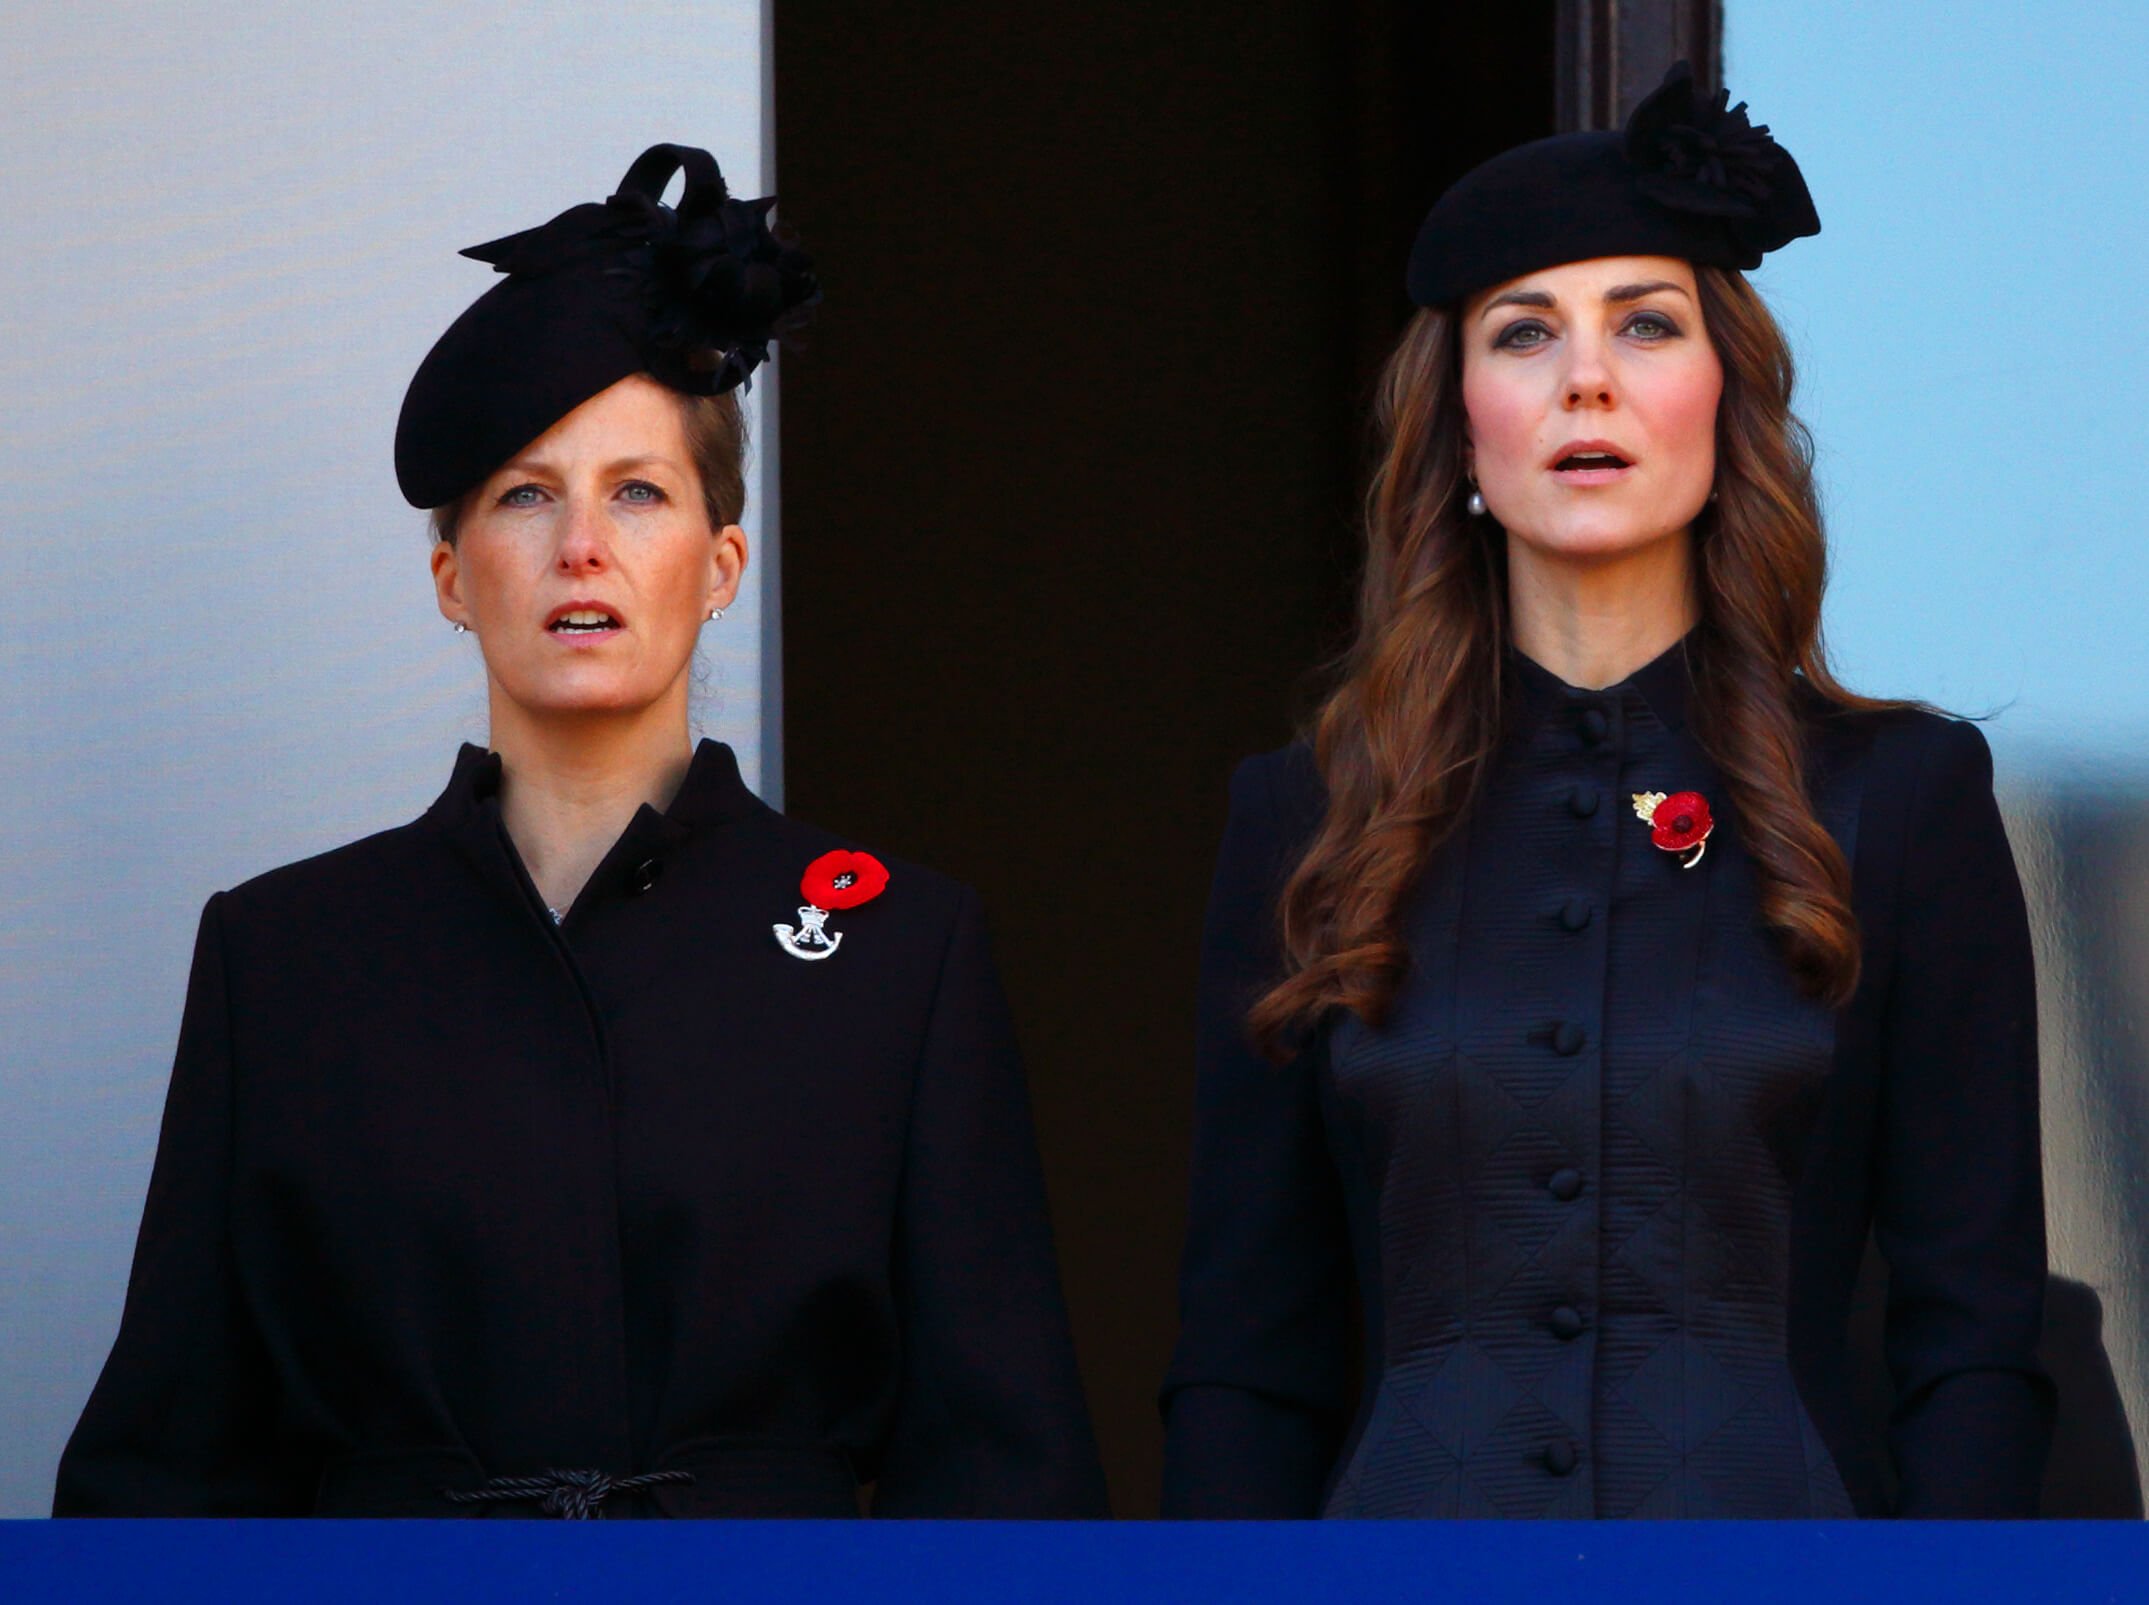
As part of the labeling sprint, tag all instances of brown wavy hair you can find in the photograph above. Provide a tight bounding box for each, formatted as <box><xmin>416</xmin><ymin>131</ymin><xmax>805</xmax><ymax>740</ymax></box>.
<box><xmin>1249</xmin><ymin>266</ymin><xmax>1898</xmax><ymax>1055</ymax></box>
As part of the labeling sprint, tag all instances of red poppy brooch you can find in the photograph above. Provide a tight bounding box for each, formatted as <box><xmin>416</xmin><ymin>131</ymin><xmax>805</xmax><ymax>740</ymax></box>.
<box><xmin>1632</xmin><ymin>789</ymin><xmax>1715</xmax><ymax>868</ymax></box>
<box><xmin>774</xmin><ymin>849</ymin><xmax>889</xmax><ymax>961</ymax></box>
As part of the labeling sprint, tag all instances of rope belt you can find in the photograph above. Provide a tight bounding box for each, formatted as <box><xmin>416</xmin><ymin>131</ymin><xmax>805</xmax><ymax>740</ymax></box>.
<box><xmin>443</xmin><ymin>1467</ymin><xmax>696</xmax><ymax>1520</ymax></box>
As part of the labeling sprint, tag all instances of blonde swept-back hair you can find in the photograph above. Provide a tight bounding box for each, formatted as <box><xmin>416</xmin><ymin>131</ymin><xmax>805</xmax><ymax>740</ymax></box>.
<box><xmin>428</xmin><ymin>387</ymin><xmax>748</xmax><ymax>545</ymax></box>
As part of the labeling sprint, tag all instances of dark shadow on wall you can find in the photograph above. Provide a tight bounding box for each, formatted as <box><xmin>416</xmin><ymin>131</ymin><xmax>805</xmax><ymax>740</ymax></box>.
<box><xmin>774</xmin><ymin>0</ymin><xmax>1557</xmax><ymax>1515</ymax></box>
<box><xmin>2040</xmin><ymin>1279</ymin><xmax>2145</xmax><ymax>1517</ymax></box>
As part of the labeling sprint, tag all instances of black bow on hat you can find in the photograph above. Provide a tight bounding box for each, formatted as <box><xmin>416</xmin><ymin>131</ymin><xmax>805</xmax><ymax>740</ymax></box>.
<box><xmin>1406</xmin><ymin>62</ymin><xmax>1819</xmax><ymax>308</ymax></box>
<box><xmin>395</xmin><ymin>143</ymin><xmax>819</xmax><ymax>510</ymax></box>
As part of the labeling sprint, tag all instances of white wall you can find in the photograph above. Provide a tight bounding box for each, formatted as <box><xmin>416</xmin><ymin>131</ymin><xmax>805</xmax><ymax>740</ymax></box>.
<box><xmin>1733</xmin><ymin>1</ymin><xmax>2149</xmax><ymax>1499</ymax></box>
<box><xmin>0</xmin><ymin>1</ymin><xmax>771</xmax><ymax>1517</ymax></box>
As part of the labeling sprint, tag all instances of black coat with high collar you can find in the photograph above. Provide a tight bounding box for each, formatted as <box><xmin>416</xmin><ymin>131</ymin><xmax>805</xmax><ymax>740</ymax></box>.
<box><xmin>1161</xmin><ymin>641</ymin><xmax>2053</xmax><ymax>1518</ymax></box>
<box><xmin>55</xmin><ymin>742</ymin><xmax>1107</xmax><ymax>1518</ymax></box>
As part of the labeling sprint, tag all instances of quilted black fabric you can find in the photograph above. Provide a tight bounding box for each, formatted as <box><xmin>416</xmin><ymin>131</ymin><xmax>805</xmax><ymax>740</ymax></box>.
<box><xmin>1162</xmin><ymin>638</ymin><xmax>2051</xmax><ymax>1518</ymax></box>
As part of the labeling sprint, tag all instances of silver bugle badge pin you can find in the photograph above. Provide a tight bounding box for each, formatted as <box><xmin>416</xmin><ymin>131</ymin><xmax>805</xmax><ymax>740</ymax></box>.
<box><xmin>775</xmin><ymin>849</ymin><xmax>890</xmax><ymax>962</ymax></box>
<box><xmin>774</xmin><ymin>904</ymin><xmax>843</xmax><ymax>961</ymax></box>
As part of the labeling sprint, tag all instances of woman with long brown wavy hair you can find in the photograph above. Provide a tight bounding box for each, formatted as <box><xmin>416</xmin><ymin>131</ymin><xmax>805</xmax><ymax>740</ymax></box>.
<box><xmin>1160</xmin><ymin>66</ymin><xmax>2051</xmax><ymax>1519</ymax></box>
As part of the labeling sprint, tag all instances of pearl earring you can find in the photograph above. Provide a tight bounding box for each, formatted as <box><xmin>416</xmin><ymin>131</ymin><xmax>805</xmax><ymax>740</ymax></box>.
<box><xmin>1466</xmin><ymin>487</ymin><xmax>1488</xmax><ymax>518</ymax></box>
<box><xmin>708</xmin><ymin>605</ymin><xmax>726</xmax><ymax>622</ymax></box>
<box><xmin>452</xmin><ymin>622</ymin><xmax>468</xmax><ymax>634</ymax></box>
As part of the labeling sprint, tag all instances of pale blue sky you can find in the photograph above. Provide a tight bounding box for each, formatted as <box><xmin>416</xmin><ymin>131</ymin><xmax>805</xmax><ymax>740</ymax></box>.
<box><xmin>1731</xmin><ymin>2</ymin><xmax>2149</xmax><ymax>761</ymax></box>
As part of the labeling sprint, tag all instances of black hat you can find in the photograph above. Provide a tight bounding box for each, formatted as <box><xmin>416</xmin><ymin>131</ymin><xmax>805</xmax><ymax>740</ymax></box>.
<box><xmin>395</xmin><ymin>143</ymin><xmax>819</xmax><ymax>510</ymax></box>
<box><xmin>1407</xmin><ymin>63</ymin><xmax>1818</xmax><ymax>308</ymax></box>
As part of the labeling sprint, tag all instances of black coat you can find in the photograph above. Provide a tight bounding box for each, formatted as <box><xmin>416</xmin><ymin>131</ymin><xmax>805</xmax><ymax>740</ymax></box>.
<box><xmin>56</xmin><ymin>742</ymin><xmax>1107</xmax><ymax>1518</ymax></box>
<box><xmin>1161</xmin><ymin>643</ymin><xmax>2053</xmax><ymax>1518</ymax></box>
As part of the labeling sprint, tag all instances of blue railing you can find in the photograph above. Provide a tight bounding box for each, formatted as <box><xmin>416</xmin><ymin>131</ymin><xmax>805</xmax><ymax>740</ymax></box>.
<box><xmin>5</xmin><ymin>1520</ymin><xmax>2141</xmax><ymax>1603</ymax></box>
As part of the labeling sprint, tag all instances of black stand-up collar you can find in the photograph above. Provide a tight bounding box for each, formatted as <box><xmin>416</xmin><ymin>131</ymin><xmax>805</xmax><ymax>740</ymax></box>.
<box><xmin>1507</xmin><ymin>631</ymin><xmax>1696</xmax><ymax>737</ymax></box>
<box><xmin>663</xmin><ymin>740</ymin><xmax>767</xmax><ymax>831</ymax></box>
<box><xmin>426</xmin><ymin>738</ymin><xmax>765</xmax><ymax>836</ymax></box>
<box><xmin>424</xmin><ymin>737</ymin><xmax>768</xmax><ymax>925</ymax></box>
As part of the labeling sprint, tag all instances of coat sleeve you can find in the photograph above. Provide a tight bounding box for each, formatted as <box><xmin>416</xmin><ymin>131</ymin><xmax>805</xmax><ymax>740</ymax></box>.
<box><xmin>53</xmin><ymin>894</ymin><xmax>308</xmax><ymax>1515</ymax></box>
<box><xmin>870</xmin><ymin>886</ymin><xmax>1109</xmax><ymax>1517</ymax></box>
<box><xmin>1159</xmin><ymin>753</ymin><xmax>1354</xmax><ymax>1517</ymax></box>
<box><xmin>1873</xmin><ymin>718</ymin><xmax>2055</xmax><ymax>1516</ymax></box>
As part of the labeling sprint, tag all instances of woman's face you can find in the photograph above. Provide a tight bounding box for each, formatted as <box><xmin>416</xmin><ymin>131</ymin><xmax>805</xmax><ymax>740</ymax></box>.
<box><xmin>1460</xmin><ymin>255</ymin><xmax>1722</xmax><ymax>564</ymax></box>
<box><xmin>431</xmin><ymin>375</ymin><xmax>745</xmax><ymax>724</ymax></box>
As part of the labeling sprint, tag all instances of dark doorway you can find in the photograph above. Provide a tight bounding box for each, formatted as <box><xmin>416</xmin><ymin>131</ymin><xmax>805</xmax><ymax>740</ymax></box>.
<box><xmin>773</xmin><ymin>0</ymin><xmax>2140</xmax><ymax>1521</ymax></box>
<box><xmin>773</xmin><ymin>3</ymin><xmax>1556</xmax><ymax>1512</ymax></box>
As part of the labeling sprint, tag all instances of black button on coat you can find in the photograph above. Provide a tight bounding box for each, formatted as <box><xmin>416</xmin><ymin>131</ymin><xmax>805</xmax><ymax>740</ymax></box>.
<box><xmin>1161</xmin><ymin>645</ymin><xmax>2052</xmax><ymax>1518</ymax></box>
<box><xmin>55</xmin><ymin>742</ymin><xmax>1107</xmax><ymax>1518</ymax></box>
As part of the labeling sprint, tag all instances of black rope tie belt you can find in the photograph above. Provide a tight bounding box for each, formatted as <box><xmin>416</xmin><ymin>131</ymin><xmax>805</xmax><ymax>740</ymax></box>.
<box><xmin>443</xmin><ymin>1467</ymin><xmax>696</xmax><ymax>1520</ymax></box>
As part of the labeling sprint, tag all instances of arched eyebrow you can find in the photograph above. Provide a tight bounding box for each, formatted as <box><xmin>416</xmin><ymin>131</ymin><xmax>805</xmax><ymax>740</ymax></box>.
<box><xmin>1478</xmin><ymin>280</ymin><xmax>1692</xmax><ymax>321</ymax></box>
<box><xmin>494</xmin><ymin>453</ymin><xmax>684</xmax><ymax>480</ymax></box>
<box><xmin>1479</xmin><ymin>288</ymin><xmax>1555</xmax><ymax>321</ymax></box>
<box><xmin>1604</xmin><ymin>280</ymin><xmax>1691</xmax><ymax>304</ymax></box>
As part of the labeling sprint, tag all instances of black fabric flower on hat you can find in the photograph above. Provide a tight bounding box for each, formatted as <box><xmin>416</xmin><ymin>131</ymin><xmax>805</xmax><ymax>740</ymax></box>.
<box><xmin>462</xmin><ymin>144</ymin><xmax>819</xmax><ymax>397</ymax></box>
<box><xmin>1624</xmin><ymin>62</ymin><xmax>1820</xmax><ymax>253</ymax></box>
<box><xmin>638</xmin><ymin>193</ymin><xmax>819</xmax><ymax>395</ymax></box>
<box><xmin>396</xmin><ymin>143</ymin><xmax>822</xmax><ymax>509</ymax></box>
<box><xmin>1405</xmin><ymin>60</ymin><xmax>1821</xmax><ymax>307</ymax></box>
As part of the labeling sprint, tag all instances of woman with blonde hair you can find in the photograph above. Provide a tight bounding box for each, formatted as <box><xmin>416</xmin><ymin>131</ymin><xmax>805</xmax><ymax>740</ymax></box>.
<box><xmin>58</xmin><ymin>144</ymin><xmax>1104</xmax><ymax>1519</ymax></box>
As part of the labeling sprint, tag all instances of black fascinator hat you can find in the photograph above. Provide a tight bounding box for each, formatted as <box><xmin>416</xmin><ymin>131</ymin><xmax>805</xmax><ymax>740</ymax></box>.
<box><xmin>1407</xmin><ymin>62</ymin><xmax>1819</xmax><ymax>308</ymax></box>
<box><xmin>395</xmin><ymin>143</ymin><xmax>819</xmax><ymax>510</ymax></box>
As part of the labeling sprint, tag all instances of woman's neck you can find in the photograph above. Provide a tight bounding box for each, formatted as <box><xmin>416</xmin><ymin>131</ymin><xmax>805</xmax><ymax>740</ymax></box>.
<box><xmin>486</xmin><ymin>696</ymin><xmax>695</xmax><ymax>917</ymax></box>
<box><xmin>1506</xmin><ymin>528</ymin><xmax>1699</xmax><ymax>691</ymax></box>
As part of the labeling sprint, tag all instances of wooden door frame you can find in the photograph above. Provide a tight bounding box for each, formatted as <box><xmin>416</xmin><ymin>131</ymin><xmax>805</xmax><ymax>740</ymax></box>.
<box><xmin>1555</xmin><ymin>0</ymin><xmax>1721</xmax><ymax>129</ymax></box>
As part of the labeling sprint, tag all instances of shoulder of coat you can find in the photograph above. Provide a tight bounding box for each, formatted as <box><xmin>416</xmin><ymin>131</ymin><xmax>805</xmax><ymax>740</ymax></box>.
<box><xmin>1232</xmin><ymin>739</ymin><xmax>1326</xmax><ymax>835</ymax></box>
<box><xmin>217</xmin><ymin>815</ymin><xmax>442</xmax><ymax>922</ymax></box>
<box><xmin>751</xmin><ymin>807</ymin><xmax>969</xmax><ymax>928</ymax></box>
<box><xmin>1802</xmin><ymin>693</ymin><xmax>1970</xmax><ymax>769</ymax></box>
<box><xmin>1811</xmin><ymin>702</ymin><xmax>1981</xmax><ymax>779</ymax></box>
